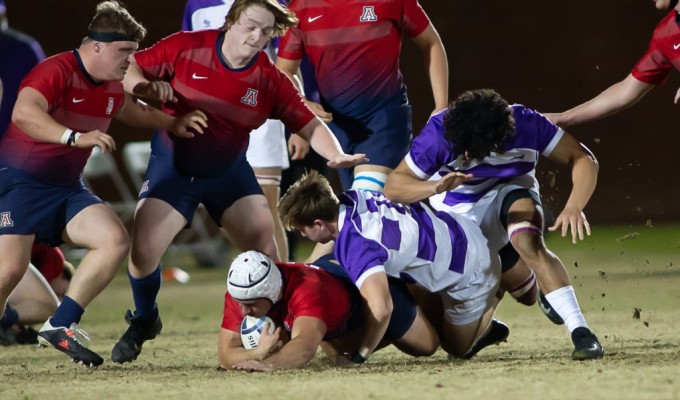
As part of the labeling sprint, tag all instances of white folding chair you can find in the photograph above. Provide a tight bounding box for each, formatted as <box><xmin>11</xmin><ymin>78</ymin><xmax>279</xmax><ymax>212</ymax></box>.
<box><xmin>82</xmin><ymin>147</ymin><xmax>137</xmax><ymax>224</ymax></box>
<box><xmin>122</xmin><ymin>141</ymin><xmax>227</xmax><ymax>268</ymax></box>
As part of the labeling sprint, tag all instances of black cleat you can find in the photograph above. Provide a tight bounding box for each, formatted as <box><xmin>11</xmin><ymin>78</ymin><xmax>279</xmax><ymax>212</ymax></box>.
<box><xmin>450</xmin><ymin>319</ymin><xmax>510</xmax><ymax>360</ymax></box>
<box><xmin>571</xmin><ymin>327</ymin><xmax>604</xmax><ymax>360</ymax></box>
<box><xmin>37</xmin><ymin>319</ymin><xmax>104</xmax><ymax>367</ymax></box>
<box><xmin>538</xmin><ymin>290</ymin><xmax>565</xmax><ymax>325</ymax></box>
<box><xmin>111</xmin><ymin>310</ymin><xmax>162</xmax><ymax>363</ymax></box>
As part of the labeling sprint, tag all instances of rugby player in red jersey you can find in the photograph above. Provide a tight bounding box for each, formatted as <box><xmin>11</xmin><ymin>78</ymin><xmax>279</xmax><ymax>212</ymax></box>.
<box><xmin>0</xmin><ymin>1</ymin><xmax>207</xmax><ymax>367</ymax></box>
<box><xmin>111</xmin><ymin>0</ymin><xmax>367</xmax><ymax>364</ymax></box>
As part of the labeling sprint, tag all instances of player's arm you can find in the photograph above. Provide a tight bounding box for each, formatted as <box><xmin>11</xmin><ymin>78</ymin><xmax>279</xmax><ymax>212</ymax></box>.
<box><xmin>384</xmin><ymin>159</ymin><xmax>472</xmax><ymax>203</ymax></box>
<box><xmin>217</xmin><ymin>327</ymin><xmax>280</xmax><ymax>370</ymax></box>
<box><xmin>255</xmin><ymin>316</ymin><xmax>327</xmax><ymax>370</ymax></box>
<box><xmin>546</xmin><ymin>74</ymin><xmax>654</xmax><ymax>128</ymax></box>
<box><xmin>352</xmin><ymin>272</ymin><xmax>393</xmax><ymax>364</ymax></box>
<box><xmin>277</xmin><ymin>57</ymin><xmax>332</xmax><ymax>122</ymax></box>
<box><xmin>546</xmin><ymin>133</ymin><xmax>599</xmax><ymax>243</ymax></box>
<box><xmin>11</xmin><ymin>87</ymin><xmax>116</xmax><ymax>152</ymax></box>
<box><xmin>296</xmin><ymin>118</ymin><xmax>368</xmax><ymax>168</ymax></box>
<box><xmin>114</xmin><ymin>92</ymin><xmax>207</xmax><ymax>138</ymax></box>
<box><xmin>410</xmin><ymin>24</ymin><xmax>449</xmax><ymax>113</ymax></box>
<box><xmin>122</xmin><ymin>56</ymin><xmax>177</xmax><ymax>103</ymax></box>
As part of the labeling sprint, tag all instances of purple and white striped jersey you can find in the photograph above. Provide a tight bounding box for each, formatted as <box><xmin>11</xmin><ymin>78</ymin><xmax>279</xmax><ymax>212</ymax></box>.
<box><xmin>404</xmin><ymin>104</ymin><xmax>564</xmax><ymax>215</ymax></box>
<box><xmin>333</xmin><ymin>190</ymin><xmax>492</xmax><ymax>293</ymax></box>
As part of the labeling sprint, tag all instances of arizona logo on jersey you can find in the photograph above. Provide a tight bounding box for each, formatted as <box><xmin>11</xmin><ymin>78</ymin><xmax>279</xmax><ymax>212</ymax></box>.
<box><xmin>241</xmin><ymin>88</ymin><xmax>259</xmax><ymax>106</ymax></box>
<box><xmin>360</xmin><ymin>6</ymin><xmax>377</xmax><ymax>22</ymax></box>
<box><xmin>106</xmin><ymin>97</ymin><xmax>115</xmax><ymax>115</ymax></box>
<box><xmin>0</xmin><ymin>212</ymin><xmax>14</xmax><ymax>228</ymax></box>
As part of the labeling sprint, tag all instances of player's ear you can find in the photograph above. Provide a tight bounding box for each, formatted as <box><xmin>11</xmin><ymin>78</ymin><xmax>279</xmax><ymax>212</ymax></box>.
<box><xmin>93</xmin><ymin>41</ymin><xmax>103</xmax><ymax>53</ymax></box>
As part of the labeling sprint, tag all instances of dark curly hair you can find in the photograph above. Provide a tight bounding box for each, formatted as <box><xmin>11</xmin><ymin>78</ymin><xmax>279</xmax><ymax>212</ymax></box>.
<box><xmin>443</xmin><ymin>89</ymin><xmax>515</xmax><ymax>160</ymax></box>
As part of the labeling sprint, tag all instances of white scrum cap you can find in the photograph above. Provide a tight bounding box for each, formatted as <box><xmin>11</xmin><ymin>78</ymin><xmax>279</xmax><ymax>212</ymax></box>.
<box><xmin>227</xmin><ymin>251</ymin><xmax>282</xmax><ymax>304</ymax></box>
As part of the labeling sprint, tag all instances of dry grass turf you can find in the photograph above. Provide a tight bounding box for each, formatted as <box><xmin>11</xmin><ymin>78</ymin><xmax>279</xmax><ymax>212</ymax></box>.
<box><xmin>1</xmin><ymin>224</ymin><xmax>679</xmax><ymax>400</ymax></box>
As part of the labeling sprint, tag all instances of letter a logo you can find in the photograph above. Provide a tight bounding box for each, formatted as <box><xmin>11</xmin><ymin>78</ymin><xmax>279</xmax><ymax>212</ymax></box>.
<box><xmin>241</xmin><ymin>88</ymin><xmax>259</xmax><ymax>107</ymax></box>
<box><xmin>360</xmin><ymin>6</ymin><xmax>377</xmax><ymax>22</ymax></box>
<box><xmin>0</xmin><ymin>212</ymin><xmax>14</xmax><ymax>228</ymax></box>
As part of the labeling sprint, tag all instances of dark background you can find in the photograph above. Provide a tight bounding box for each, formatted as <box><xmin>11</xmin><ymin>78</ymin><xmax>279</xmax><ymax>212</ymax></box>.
<box><xmin>4</xmin><ymin>0</ymin><xmax>679</xmax><ymax>224</ymax></box>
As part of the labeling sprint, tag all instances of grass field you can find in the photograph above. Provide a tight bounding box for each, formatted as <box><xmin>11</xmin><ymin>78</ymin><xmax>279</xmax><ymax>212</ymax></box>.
<box><xmin>1</xmin><ymin>224</ymin><xmax>679</xmax><ymax>400</ymax></box>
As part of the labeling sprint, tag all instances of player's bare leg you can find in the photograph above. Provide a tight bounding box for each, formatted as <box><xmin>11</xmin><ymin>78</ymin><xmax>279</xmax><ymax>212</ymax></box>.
<box><xmin>254</xmin><ymin>167</ymin><xmax>288</xmax><ymax>261</ymax></box>
<box><xmin>221</xmin><ymin>194</ymin><xmax>278</xmax><ymax>260</ymax></box>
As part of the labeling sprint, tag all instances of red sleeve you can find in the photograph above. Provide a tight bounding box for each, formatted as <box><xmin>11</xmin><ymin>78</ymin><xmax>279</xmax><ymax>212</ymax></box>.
<box><xmin>20</xmin><ymin>56</ymin><xmax>69</xmax><ymax>113</ymax></box>
<box><xmin>221</xmin><ymin>293</ymin><xmax>243</xmax><ymax>332</ymax></box>
<box><xmin>134</xmin><ymin>32</ymin><xmax>187</xmax><ymax>81</ymax></box>
<box><xmin>270</xmin><ymin>68</ymin><xmax>315</xmax><ymax>132</ymax></box>
<box><xmin>631</xmin><ymin>42</ymin><xmax>673</xmax><ymax>85</ymax></box>
<box><xmin>277</xmin><ymin>26</ymin><xmax>304</xmax><ymax>61</ymax></box>
<box><xmin>400</xmin><ymin>0</ymin><xmax>431</xmax><ymax>38</ymax></box>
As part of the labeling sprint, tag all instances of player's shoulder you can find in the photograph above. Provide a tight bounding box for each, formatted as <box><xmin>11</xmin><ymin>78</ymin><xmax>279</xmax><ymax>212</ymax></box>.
<box><xmin>160</xmin><ymin>29</ymin><xmax>219</xmax><ymax>49</ymax></box>
<box><xmin>26</xmin><ymin>51</ymin><xmax>75</xmax><ymax>78</ymax></box>
<box><xmin>650</xmin><ymin>10</ymin><xmax>680</xmax><ymax>39</ymax></box>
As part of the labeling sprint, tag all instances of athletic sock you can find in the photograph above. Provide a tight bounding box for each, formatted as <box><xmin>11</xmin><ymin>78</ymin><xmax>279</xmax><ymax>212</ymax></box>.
<box><xmin>130</xmin><ymin>266</ymin><xmax>161</xmax><ymax>321</ymax></box>
<box><xmin>544</xmin><ymin>285</ymin><xmax>588</xmax><ymax>333</ymax></box>
<box><xmin>50</xmin><ymin>296</ymin><xmax>84</xmax><ymax>327</ymax></box>
<box><xmin>1</xmin><ymin>304</ymin><xmax>20</xmax><ymax>329</ymax></box>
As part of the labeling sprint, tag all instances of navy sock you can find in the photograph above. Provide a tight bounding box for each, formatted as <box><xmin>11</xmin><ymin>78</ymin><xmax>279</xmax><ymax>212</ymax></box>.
<box><xmin>130</xmin><ymin>266</ymin><xmax>161</xmax><ymax>321</ymax></box>
<box><xmin>50</xmin><ymin>296</ymin><xmax>84</xmax><ymax>327</ymax></box>
<box><xmin>1</xmin><ymin>304</ymin><xmax>20</xmax><ymax>329</ymax></box>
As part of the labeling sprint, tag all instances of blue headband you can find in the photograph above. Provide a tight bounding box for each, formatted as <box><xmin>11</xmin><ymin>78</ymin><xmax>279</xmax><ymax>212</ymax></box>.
<box><xmin>87</xmin><ymin>31</ymin><xmax>134</xmax><ymax>42</ymax></box>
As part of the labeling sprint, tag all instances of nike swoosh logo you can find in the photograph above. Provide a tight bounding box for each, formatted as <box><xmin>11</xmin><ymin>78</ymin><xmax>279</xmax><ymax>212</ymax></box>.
<box><xmin>192</xmin><ymin>73</ymin><xmax>208</xmax><ymax>80</ymax></box>
<box><xmin>308</xmin><ymin>15</ymin><xmax>323</xmax><ymax>23</ymax></box>
<box><xmin>72</xmin><ymin>98</ymin><xmax>84</xmax><ymax>103</ymax></box>
<box><xmin>674</xmin><ymin>43</ymin><xmax>680</xmax><ymax>50</ymax></box>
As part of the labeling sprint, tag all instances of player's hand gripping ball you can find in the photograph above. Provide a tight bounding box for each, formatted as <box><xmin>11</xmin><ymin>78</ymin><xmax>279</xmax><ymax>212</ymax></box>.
<box><xmin>240</xmin><ymin>315</ymin><xmax>276</xmax><ymax>349</ymax></box>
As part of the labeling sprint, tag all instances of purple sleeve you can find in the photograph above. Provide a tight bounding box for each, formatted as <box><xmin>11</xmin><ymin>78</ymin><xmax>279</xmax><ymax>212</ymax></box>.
<box><xmin>510</xmin><ymin>105</ymin><xmax>560</xmax><ymax>152</ymax></box>
<box><xmin>407</xmin><ymin>112</ymin><xmax>453</xmax><ymax>177</ymax></box>
<box><xmin>333</xmin><ymin>207</ymin><xmax>388</xmax><ymax>284</ymax></box>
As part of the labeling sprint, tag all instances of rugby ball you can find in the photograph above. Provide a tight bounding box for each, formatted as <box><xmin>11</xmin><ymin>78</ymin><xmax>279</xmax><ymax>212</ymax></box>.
<box><xmin>240</xmin><ymin>315</ymin><xmax>276</xmax><ymax>350</ymax></box>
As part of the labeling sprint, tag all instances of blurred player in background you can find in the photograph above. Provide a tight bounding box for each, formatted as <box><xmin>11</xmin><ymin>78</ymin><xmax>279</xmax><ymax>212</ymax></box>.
<box><xmin>111</xmin><ymin>0</ymin><xmax>366</xmax><ymax>365</ymax></box>
<box><xmin>182</xmin><ymin>0</ymin><xmax>309</xmax><ymax>261</ymax></box>
<box><xmin>0</xmin><ymin>0</ymin><xmax>45</xmax><ymax>139</ymax></box>
<box><xmin>0</xmin><ymin>1</ymin><xmax>206</xmax><ymax>367</ymax></box>
<box><xmin>546</xmin><ymin>1</ymin><xmax>680</xmax><ymax>128</ymax></box>
<box><xmin>220</xmin><ymin>251</ymin><xmax>438</xmax><ymax>371</ymax></box>
<box><xmin>276</xmin><ymin>0</ymin><xmax>448</xmax><ymax>192</ymax></box>
<box><xmin>384</xmin><ymin>89</ymin><xmax>604</xmax><ymax>360</ymax></box>
<box><xmin>279</xmin><ymin>171</ymin><xmax>524</xmax><ymax>361</ymax></box>
<box><xmin>0</xmin><ymin>245</ymin><xmax>74</xmax><ymax>346</ymax></box>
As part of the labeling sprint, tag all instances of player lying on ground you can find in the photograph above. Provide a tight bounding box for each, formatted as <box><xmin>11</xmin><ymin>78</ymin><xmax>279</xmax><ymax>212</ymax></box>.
<box><xmin>279</xmin><ymin>171</ymin><xmax>530</xmax><ymax>361</ymax></box>
<box><xmin>218</xmin><ymin>251</ymin><xmax>439</xmax><ymax>371</ymax></box>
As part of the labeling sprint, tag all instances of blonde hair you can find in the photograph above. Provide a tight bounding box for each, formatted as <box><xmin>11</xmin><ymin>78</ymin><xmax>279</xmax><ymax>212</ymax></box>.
<box><xmin>278</xmin><ymin>170</ymin><xmax>339</xmax><ymax>231</ymax></box>
<box><xmin>221</xmin><ymin>0</ymin><xmax>298</xmax><ymax>37</ymax></box>
<box><xmin>87</xmin><ymin>1</ymin><xmax>147</xmax><ymax>42</ymax></box>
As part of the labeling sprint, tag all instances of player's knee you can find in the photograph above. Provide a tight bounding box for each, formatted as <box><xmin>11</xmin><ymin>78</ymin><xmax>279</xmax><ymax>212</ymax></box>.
<box><xmin>104</xmin><ymin>229</ymin><xmax>131</xmax><ymax>258</ymax></box>
<box><xmin>508</xmin><ymin>221</ymin><xmax>544</xmax><ymax>260</ymax></box>
<box><xmin>351</xmin><ymin>171</ymin><xmax>388</xmax><ymax>192</ymax></box>
<box><xmin>507</xmin><ymin>270</ymin><xmax>537</xmax><ymax>306</ymax></box>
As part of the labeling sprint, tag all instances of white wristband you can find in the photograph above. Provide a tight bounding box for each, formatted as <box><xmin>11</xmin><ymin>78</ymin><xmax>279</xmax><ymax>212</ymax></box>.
<box><xmin>60</xmin><ymin>128</ymin><xmax>73</xmax><ymax>145</ymax></box>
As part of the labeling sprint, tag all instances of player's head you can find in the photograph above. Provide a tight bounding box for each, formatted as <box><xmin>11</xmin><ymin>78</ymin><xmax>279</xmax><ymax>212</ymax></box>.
<box><xmin>278</xmin><ymin>170</ymin><xmax>339</xmax><ymax>243</ymax></box>
<box><xmin>82</xmin><ymin>1</ymin><xmax>147</xmax><ymax>81</ymax></box>
<box><xmin>654</xmin><ymin>0</ymin><xmax>679</xmax><ymax>11</ymax></box>
<box><xmin>443</xmin><ymin>89</ymin><xmax>515</xmax><ymax>161</ymax></box>
<box><xmin>227</xmin><ymin>251</ymin><xmax>282</xmax><ymax>312</ymax></box>
<box><xmin>222</xmin><ymin>0</ymin><xmax>298</xmax><ymax>38</ymax></box>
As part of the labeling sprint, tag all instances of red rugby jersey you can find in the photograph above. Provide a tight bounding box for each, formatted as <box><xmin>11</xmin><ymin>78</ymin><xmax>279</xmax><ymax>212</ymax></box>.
<box><xmin>278</xmin><ymin>0</ymin><xmax>430</xmax><ymax>116</ymax></box>
<box><xmin>0</xmin><ymin>50</ymin><xmax>125</xmax><ymax>185</ymax></box>
<box><xmin>134</xmin><ymin>30</ymin><xmax>315</xmax><ymax>177</ymax></box>
<box><xmin>632</xmin><ymin>11</ymin><xmax>680</xmax><ymax>85</ymax></box>
<box><xmin>221</xmin><ymin>262</ymin><xmax>353</xmax><ymax>340</ymax></box>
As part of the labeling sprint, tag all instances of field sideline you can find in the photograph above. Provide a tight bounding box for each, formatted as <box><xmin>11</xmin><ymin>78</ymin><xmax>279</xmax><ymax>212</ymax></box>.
<box><xmin>1</xmin><ymin>224</ymin><xmax>679</xmax><ymax>400</ymax></box>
